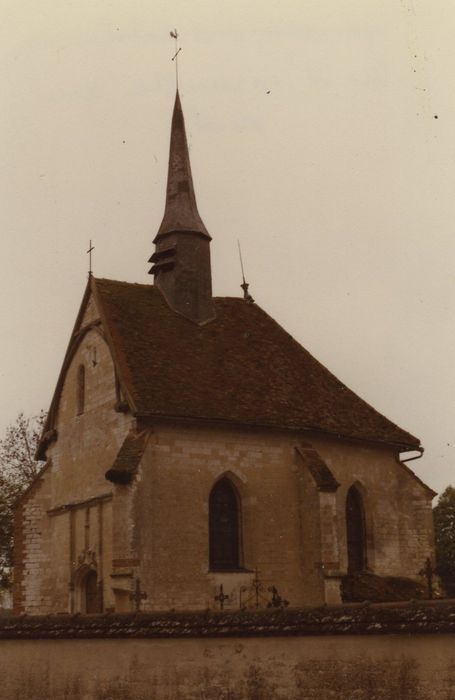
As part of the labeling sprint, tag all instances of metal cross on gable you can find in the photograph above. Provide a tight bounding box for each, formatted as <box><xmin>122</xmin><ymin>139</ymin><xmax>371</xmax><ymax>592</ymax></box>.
<box><xmin>87</xmin><ymin>239</ymin><xmax>95</xmax><ymax>278</ymax></box>
<box><xmin>130</xmin><ymin>578</ymin><xmax>147</xmax><ymax>612</ymax></box>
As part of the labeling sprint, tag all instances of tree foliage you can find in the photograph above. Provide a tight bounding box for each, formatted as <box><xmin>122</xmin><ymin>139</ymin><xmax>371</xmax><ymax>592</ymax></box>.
<box><xmin>0</xmin><ymin>411</ymin><xmax>46</xmax><ymax>588</ymax></box>
<box><xmin>433</xmin><ymin>485</ymin><xmax>455</xmax><ymax>597</ymax></box>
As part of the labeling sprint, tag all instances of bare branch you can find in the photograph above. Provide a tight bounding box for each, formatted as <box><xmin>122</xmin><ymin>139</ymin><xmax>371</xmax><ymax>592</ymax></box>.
<box><xmin>0</xmin><ymin>410</ymin><xmax>47</xmax><ymax>588</ymax></box>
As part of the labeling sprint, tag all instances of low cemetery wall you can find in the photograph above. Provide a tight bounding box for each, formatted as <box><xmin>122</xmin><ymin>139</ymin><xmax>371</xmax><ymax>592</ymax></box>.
<box><xmin>0</xmin><ymin>600</ymin><xmax>454</xmax><ymax>699</ymax></box>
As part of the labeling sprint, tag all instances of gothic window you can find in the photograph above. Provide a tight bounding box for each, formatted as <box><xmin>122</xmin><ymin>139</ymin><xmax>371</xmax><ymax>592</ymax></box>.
<box><xmin>209</xmin><ymin>478</ymin><xmax>241</xmax><ymax>571</ymax></box>
<box><xmin>77</xmin><ymin>364</ymin><xmax>85</xmax><ymax>415</ymax></box>
<box><xmin>346</xmin><ymin>485</ymin><xmax>367</xmax><ymax>573</ymax></box>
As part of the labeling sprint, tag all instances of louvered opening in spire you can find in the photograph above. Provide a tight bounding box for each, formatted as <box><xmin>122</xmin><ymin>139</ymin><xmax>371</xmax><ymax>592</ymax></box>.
<box><xmin>149</xmin><ymin>91</ymin><xmax>215</xmax><ymax>325</ymax></box>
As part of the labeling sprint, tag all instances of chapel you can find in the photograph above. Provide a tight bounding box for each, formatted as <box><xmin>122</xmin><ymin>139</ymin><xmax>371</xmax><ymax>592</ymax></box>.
<box><xmin>13</xmin><ymin>91</ymin><xmax>435</xmax><ymax>615</ymax></box>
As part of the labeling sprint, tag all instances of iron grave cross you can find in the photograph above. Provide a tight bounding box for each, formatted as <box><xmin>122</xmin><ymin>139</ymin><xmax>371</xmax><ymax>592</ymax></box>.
<box><xmin>130</xmin><ymin>578</ymin><xmax>147</xmax><ymax>612</ymax></box>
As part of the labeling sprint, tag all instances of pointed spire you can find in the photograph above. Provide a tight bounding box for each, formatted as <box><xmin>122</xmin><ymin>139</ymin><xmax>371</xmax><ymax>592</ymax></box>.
<box><xmin>149</xmin><ymin>91</ymin><xmax>215</xmax><ymax>324</ymax></box>
<box><xmin>155</xmin><ymin>91</ymin><xmax>210</xmax><ymax>241</ymax></box>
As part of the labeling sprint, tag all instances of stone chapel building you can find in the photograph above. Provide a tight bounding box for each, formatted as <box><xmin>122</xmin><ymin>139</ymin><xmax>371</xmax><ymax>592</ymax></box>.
<box><xmin>13</xmin><ymin>91</ymin><xmax>435</xmax><ymax>615</ymax></box>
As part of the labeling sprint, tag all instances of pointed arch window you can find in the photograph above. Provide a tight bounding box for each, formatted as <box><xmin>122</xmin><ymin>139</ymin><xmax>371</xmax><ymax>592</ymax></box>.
<box><xmin>209</xmin><ymin>478</ymin><xmax>241</xmax><ymax>571</ymax></box>
<box><xmin>77</xmin><ymin>364</ymin><xmax>85</xmax><ymax>415</ymax></box>
<box><xmin>346</xmin><ymin>485</ymin><xmax>367</xmax><ymax>573</ymax></box>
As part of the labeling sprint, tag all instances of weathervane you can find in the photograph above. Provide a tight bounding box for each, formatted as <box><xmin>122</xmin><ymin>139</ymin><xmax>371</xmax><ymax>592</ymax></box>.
<box><xmin>237</xmin><ymin>240</ymin><xmax>254</xmax><ymax>302</ymax></box>
<box><xmin>87</xmin><ymin>239</ymin><xmax>95</xmax><ymax>278</ymax></box>
<box><xmin>170</xmin><ymin>29</ymin><xmax>182</xmax><ymax>89</ymax></box>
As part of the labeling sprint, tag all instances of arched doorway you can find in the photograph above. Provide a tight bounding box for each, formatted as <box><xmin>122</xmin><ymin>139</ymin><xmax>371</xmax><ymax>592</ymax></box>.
<box><xmin>84</xmin><ymin>569</ymin><xmax>101</xmax><ymax>613</ymax></box>
<box><xmin>346</xmin><ymin>485</ymin><xmax>367</xmax><ymax>573</ymax></box>
<box><xmin>75</xmin><ymin>567</ymin><xmax>102</xmax><ymax>614</ymax></box>
<box><xmin>209</xmin><ymin>478</ymin><xmax>241</xmax><ymax>570</ymax></box>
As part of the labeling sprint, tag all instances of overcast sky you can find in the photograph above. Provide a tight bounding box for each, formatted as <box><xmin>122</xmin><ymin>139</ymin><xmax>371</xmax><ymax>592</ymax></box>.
<box><xmin>1</xmin><ymin>0</ymin><xmax>454</xmax><ymax>496</ymax></box>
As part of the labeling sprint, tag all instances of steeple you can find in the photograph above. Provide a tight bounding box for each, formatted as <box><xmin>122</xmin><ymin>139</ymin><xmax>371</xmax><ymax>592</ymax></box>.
<box><xmin>155</xmin><ymin>91</ymin><xmax>210</xmax><ymax>240</ymax></box>
<box><xmin>149</xmin><ymin>91</ymin><xmax>215</xmax><ymax>324</ymax></box>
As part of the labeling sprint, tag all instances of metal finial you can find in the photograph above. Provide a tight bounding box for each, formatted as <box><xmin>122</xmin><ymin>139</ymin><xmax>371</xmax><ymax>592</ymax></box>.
<box><xmin>170</xmin><ymin>29</ymin><xmax>181</xmax><ymax>89</ymax></box>
<box><xmin>87</xmin><ymin>240</ymin><xmax>95</xmax><ymax>278</ymax></box>
<box><xmin>237</xmin><ymin>240</ymin><xmax>254</xmax><ymax>302</ymax></box>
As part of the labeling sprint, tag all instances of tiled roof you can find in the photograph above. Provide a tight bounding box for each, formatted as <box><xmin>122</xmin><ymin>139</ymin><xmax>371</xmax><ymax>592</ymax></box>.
<box><xmin>295</xmin><ymin>446</ymin><xmax>340</xmax><ymax>492</ymax></box>
<box><xmin>106</xmin><ymin>430</ymin><xmax>150</xmax><ymax>484</ymax></box>
<box><xmin>93</xmin><ymin>278</ymin><xmax>419</xmax><ymax>450</ymax></box>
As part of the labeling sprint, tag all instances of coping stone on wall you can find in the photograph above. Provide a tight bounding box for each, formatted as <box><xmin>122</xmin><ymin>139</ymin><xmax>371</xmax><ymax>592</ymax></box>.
<box><xmin>0</xmin><ymin>600</ymin><xmax>454</xmax><ymax>640</ymax></box>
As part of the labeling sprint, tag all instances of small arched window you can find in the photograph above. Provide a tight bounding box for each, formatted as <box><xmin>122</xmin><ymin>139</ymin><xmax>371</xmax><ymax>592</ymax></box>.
<box><xmin>346</xmin><ymin>485</ymin><xmax>367</xmax><ymax>573</ymax></box>
<box><xmin>77</xmin><ymin>364</ymin><xmax>85</xmax><ymax>415</ymax></box>
<box><xmin>209</xmin><ymin>478</ymin><xmax>241</xmax><ymax>570</ymax></box>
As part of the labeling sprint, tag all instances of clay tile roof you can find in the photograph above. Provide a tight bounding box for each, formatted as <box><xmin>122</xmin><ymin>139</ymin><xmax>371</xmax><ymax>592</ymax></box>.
<box><xmin>94</xmin><ymin>278</ymin><xmax>420</xmax><ymax>450</ymax></box>
<box><xmin>105</xmin><ymin>430</ymin><xmax>150</xmax><ymax>484</ymax></box>
<box><xmin>295</xmin><ymin>446</ymin><xmax>340</xmax><ymax>492</ymax></box>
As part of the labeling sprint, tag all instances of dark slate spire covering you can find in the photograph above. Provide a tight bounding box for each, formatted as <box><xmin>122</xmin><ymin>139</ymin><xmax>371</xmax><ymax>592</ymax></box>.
<box><xmin>155</xmin><ymin>91</ymin><xmax>210</xmax><ymax>241</ymax></box>
<box><xmin>149</xmin><ymin>91</ymin><xmax>215</xmax><ymax>325</ymax></box>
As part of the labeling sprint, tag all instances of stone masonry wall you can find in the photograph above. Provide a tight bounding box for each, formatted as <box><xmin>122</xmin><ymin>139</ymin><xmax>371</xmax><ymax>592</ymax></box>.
<box><xmin>311</xmin><ymin>437</ymin><xmax>434</xmax><ymax>579</ymax></box>
<box><xmin>396</xmin><ymin>460</ymin><xmax>435</xmax><ymax>577</ymax></box>
<box><xmin>13</xmin><ymin>474</ymin><xmax>52</xmax><ymax>614</ymax></box>
<box><xmin>15</xmin><ymin>293</ymin><xmax>132</xmax><ymax>614</ymax></box>
<box><xmin>50</xmin><ymin>324</ymin><xmax>131</xmax><ymax>506</ymax></box>
<box><xmin>296</xmin><ymin>458</ymin><xmax>324</xmax><ymax>604</ymax></box>
<box><xmin>130</xmin><ymin>425</ymin><xmax>433</xmax><ymax>612</ymax></box>
<box><xmin>134</xmin><ymin>425</ymin><xmax>307</xmax><ymax>611</ymax></box>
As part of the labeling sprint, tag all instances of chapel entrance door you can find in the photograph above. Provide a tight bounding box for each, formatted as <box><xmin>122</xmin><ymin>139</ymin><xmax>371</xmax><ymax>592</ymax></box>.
<box><xmin>84</xmin><ymin>570</ymin><xmax>101</xmax><ymax>613</ymax></box>
<box><xmin>346</xmin><ymin>486</ymin><xmax>366</xmax><ymax>573</ymax></box>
